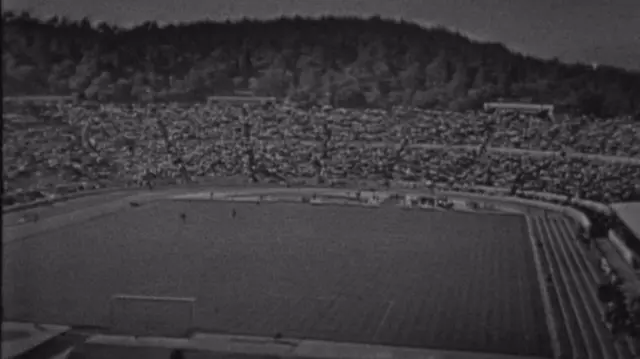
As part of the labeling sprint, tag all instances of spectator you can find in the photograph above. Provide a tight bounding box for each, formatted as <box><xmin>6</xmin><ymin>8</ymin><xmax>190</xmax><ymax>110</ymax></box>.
<box><xmin>3</xmin><ymin>101</ymin><xmax>638</xmax><ymax>207</ymax></box>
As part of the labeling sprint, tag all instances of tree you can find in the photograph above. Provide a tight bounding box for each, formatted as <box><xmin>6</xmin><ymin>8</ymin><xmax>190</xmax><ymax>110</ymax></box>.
<box><xmin>399</xmin><ymin>61</ymin><xmax>425</xmax><ymax>106</ymax></box>
<box><xmin>112</xmin><ymin>78</ymin><xmax>132</xmax><ymax>101</ymax></box>
<box><xmin>578</xmin><ymin>91</ymin><xmax>606</xmax><ymax>117</ymax></box>
<box><xmin>472</xmin><ymin>67</ymin><xmax>485</xmax><ymax>89</ymax></box>
<box><xmin>48</xmin><ymin>60</ymin><xmax>76</xmax><ymax>93</ymax></box>
<box><xmin>1</xmin><ymin>13</ymin><xmax>639</xmax><ymax>115</ymax></box>
<box><xmin>425</xmin><ymin>51</ymin><xmax>449</xmax><ymax>89</ymax></box>
<box><xmin>238</xmin><ymin>43</ymin><xmax>254</xmax><ymax>82</ymax></box>
<box><xmin>69</xmin><ymin>56</ymin><xmax>98</xmax><ymax>93</ymax></box>
<box><xmin>333</xmin><ymin>73</ymin><xmax>366</xmax><ymax>108</ymax></box>
<box><xmin>251</xmin><ymin>67</ymin><xmax>292</xmax><ymax>98</ymax></box>
<box><xmin>84</xmin><ymin>71</ymin><xmax>112</xmax><ymax>101</ymax></box>
<box><xmin>447</xmin><ymin>61</ymin><xmax>469</xmax><ymax>97</ymax></box>
<box><xmin>293</xmin><ymin>65</ymin><xmax>322</xmax><ymax>103</ymax></box>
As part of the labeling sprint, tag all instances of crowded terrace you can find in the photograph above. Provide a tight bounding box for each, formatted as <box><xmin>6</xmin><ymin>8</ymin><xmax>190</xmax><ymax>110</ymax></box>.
<box><xmin>2</xmin><ymin>101</ymin><xmax>639</xmax><ymax>207</ymax></box>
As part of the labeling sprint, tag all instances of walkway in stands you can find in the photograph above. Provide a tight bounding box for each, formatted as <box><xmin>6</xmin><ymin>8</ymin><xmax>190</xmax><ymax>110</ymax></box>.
<box><xmin>527</xmin><ymin>213</ymin><xmax>636</xmax><ymax>359</ymax></box>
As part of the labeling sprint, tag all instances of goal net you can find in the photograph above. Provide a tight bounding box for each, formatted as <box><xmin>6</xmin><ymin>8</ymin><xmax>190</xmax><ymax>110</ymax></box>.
<box><xmin>109</xmin><ymin>294</ymin><xmax>196</xmax><ymax>337</ymax></box>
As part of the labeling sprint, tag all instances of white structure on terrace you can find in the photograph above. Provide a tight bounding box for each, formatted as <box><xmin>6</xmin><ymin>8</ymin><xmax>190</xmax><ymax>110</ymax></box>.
<box><xmin>612</xmin><ymin>202</ymin><xmax>640</xmax><ymax>238</ymax></box>
<box><xmin>483</xmin><ymin>102</ymin><xmax>554</xmax><ymax>117</ymax></box>
<box><xmin>207</xmin><ymin>95</ymin><xmax>276</xmax><ymax>105</ymax></box>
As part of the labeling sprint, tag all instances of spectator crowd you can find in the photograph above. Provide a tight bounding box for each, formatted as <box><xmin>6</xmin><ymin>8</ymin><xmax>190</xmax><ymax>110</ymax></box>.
<box><xmin>3</xmin><ymin>101</ymin><xmax>639</xmax><ymax>208</ymax></box>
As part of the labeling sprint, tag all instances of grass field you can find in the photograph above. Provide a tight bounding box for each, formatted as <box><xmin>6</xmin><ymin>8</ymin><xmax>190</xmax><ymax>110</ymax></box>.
<box><xmin>2</xmin><ymin>199</ymin><xmax>552</xmax><ymax>357</ymax></box>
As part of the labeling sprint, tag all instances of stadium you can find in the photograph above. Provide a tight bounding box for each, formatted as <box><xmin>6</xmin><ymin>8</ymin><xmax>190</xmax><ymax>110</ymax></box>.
<box><xmin>2</xmin><ymin>98</ymin><xmax>640</xmax><ymax>359</ymax></box>
<box><xmin>4</xmin><ymin>4</ymin><xmax>640</xmax><ymax>357</ymax></box>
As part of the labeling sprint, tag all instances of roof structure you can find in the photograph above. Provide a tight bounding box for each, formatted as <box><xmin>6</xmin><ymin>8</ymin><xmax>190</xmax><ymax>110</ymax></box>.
<box><xmin>611</xmin><ymin>202</ymin><xmax>640</xmax><ymax>240</ymax></box>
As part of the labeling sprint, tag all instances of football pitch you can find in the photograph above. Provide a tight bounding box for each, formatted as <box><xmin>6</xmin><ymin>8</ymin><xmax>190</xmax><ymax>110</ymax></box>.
<box><xmin>2</xmin><ymin>199</ymin><xmax>552</xmax><ymax>357</ymax></box>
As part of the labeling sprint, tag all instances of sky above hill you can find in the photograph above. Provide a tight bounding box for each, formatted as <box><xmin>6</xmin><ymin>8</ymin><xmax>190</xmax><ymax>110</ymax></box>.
<box><xmin>3</xmin><ymin>0</ymin><xmax>639</xmax><ymax>71</ymax></box>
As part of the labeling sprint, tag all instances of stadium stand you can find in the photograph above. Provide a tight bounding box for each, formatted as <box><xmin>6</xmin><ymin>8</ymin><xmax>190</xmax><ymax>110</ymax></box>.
<box><xmin>3</xmin><ymin>100</ymin><xmax>638</xmax><ymax>206</ymax></box>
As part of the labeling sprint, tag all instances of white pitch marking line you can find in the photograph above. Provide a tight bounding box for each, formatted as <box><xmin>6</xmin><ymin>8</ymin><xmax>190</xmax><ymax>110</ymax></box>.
<box><xmin>372</xmin><ymin>300</ymin><xmax>395</xmax><ymax>341</ymax></box>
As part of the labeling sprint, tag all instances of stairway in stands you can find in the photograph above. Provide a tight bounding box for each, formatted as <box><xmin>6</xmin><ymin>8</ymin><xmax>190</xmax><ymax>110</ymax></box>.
<box><xmin>527</xmin><ymin>213</ymin><xmax>637</xmax><ymax>359</ymax></box>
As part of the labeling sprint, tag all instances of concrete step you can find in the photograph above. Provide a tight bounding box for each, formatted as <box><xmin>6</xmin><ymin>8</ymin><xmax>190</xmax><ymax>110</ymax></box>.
<box><xmin>545</xmin><ymin>216</ymin><xmax>623</xmax><ymax>359</ymax></box>
<box><xmin>525</xmin><ymin>215</ymin><xmax>567</xmax><ymax>359</ymax></box>
<box><xmin>530</xmin><ymin>215</ymin><xmax>583</xmax><ymax>359</ymax></box>
<box><xmin>556</xmin><ymin>217</ymin><xmax>637</xmax><ymax>358</ymax></box>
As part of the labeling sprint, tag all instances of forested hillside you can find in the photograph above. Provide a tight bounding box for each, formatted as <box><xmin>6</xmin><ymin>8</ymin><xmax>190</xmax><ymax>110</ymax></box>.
<box><xmin>3</xmin><ymin>12</ymin><xmax>640</xmax><ymax>116</ymax></box>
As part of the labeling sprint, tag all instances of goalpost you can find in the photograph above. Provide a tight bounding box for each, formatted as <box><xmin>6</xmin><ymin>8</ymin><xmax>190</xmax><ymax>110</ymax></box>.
<box><xmin>109</xmin><ymin>294</ymin><xmax>196</xmax><ymax>337</ymax></box>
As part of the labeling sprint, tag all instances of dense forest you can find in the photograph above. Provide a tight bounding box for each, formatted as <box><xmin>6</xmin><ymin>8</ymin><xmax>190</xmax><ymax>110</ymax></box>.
<box><xmin>3</xmin><ymin>11</ymin><xmax>640</xmax><ymax>116</ymax></box>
